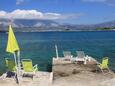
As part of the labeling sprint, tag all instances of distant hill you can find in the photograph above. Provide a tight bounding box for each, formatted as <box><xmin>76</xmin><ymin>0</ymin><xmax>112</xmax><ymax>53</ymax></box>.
<box><xmin>0</xmin><ymin>19</ymin><xmax>115</xmax><ymax>32</ymax></box>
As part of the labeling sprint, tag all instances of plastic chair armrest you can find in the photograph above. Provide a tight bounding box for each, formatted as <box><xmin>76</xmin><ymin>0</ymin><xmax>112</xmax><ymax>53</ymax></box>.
<box><xmin>33</xmin><ymin>64</ymin><xmax>38</xmax><ymax>71</ymax></box>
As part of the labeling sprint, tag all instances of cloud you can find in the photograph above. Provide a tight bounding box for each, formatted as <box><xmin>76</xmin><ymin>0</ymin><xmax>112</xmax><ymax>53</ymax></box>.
<box><xmin>0</xmin><ymin>9</ymin><xmax>84</xmax><ymax>20</ymax></box>
<box><xmin>59</xmin><ymin>13</ymin><xmax>84</xmax><ymax>19</ymax></box>
<box><xmin>0</xmin><ymin>11</ymin><xmax>7</xmax><ymax>17</ymax></box>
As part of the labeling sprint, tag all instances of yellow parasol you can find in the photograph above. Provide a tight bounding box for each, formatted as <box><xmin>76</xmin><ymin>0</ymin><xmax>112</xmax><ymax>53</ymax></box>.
<box><xmin>6</xmin><ymin>25</ymin><xmax>20</xmax><ymax>84</ymax></box>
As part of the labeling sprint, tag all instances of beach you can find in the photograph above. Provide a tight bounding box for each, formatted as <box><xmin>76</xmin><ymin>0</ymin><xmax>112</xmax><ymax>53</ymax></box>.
<box><xmin>0</xmin><ymin>71</ymin><xmax>52</xmax><ymax>86</ymax></box>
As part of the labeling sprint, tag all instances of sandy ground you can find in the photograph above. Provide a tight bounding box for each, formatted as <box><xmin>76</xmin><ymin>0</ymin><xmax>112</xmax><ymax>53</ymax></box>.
<box><xmin>53</xmin><ymin>71</ymin><xmax>115</xmax><ymax>86</ymax></box>
<box><xmin>52</xmin><ymin>60</ymin><xmax>115</xmax><ymax>86</ymax></box>
<box><xmin>0</xmin><ymin>71</ymin><xmax>52</xmax><ymax>86</ymax></box>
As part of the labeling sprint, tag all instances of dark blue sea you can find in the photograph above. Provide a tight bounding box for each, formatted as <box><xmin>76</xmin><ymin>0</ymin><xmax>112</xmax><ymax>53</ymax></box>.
<box><xmin>0</xmin><ymin>31</ymin><xmax>115</xmax><ymax>73</ymax></box>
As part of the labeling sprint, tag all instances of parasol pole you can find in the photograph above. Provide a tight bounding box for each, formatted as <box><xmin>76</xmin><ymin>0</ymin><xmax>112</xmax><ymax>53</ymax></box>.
<box><xmin>17</xmin><ymin>50</ymin><xmax>21</xmax><ymax>75</ymax></box>
<box><xmin>13</xmin><ymin>52</ymin><xmax>19</xmax><ymax>84</ymax></box>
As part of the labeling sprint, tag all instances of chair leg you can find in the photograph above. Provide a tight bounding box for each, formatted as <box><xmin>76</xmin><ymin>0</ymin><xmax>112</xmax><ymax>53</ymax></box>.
<box><xmin>107</xmin><ymin>67</ymin><xmax>111</xmax><ymax>73</ymax></box>
<box><xmin>101</xmin><ymin>68</ymin><xmax>110</xmax><ymax>74</ymax></box>
<box><xmin>0</xmin><ymin>73</ymin><xmax>7</xmax><ymax>80</ymax></box>
<box><xmin>98</xmin><ymin>67</ymin><xmax>104</xmax><ymax>74</ymax></box>
<box><xmin>96</xmin><ymin>66</ymin><xmax>101</xmax><ymax>73</ymax></box>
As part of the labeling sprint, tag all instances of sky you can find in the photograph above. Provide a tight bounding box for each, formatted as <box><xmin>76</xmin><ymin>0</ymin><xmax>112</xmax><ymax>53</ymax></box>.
<box><xmin>0</xmin><ymin>0</ymin><xmax>115</xmax><ymax>24</ymax></box>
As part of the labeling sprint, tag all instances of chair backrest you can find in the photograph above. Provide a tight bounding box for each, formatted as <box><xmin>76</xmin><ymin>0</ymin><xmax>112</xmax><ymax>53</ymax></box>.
<box><xmin>77</xmin><ymin>51</ymin><xmax>85</xmax><ymax>58</ymax></box>
<box><xmin>5</xmin><ymin>58</ymin><xmax>16</xmax><ymax>71</ymax></box>
<box><xmin>22</xmin><ymin>59</ymin><xmax>33</xmax><ymax>72</ymax></box>
<box><xmin>63</xmin><ymin>51</ymin><xmax>72</xmax><ymax>58</ymax></box>
<box><xmin>101</xmin><ymin>57</ymin><xmax>109</xmax><ymax>68</ymax></box>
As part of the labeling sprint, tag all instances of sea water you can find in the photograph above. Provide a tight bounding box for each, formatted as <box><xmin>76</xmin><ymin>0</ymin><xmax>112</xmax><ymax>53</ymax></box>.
<box><xmin>0</xmin><ymin>31</ymin><xmax>115</xmax><ymax>73</ymax></box>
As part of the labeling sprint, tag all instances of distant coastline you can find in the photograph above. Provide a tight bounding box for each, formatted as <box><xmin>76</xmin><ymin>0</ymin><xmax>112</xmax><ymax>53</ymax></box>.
<box><xmin>0</xmin><ymin>29</ymin><xmax>115</xmax><ymax>33</ymax></box>
<box><xmin>1</xmin><ymin>19</ymin><xmax>115</xmax><ymax>32</ymax></box>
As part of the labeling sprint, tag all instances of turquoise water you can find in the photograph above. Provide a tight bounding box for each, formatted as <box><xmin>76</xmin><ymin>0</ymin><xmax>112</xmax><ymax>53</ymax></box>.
<box><xmin>0</xmin><ymin>31</ymin><xmax>115</xmax><ymax>73</ymax></box>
